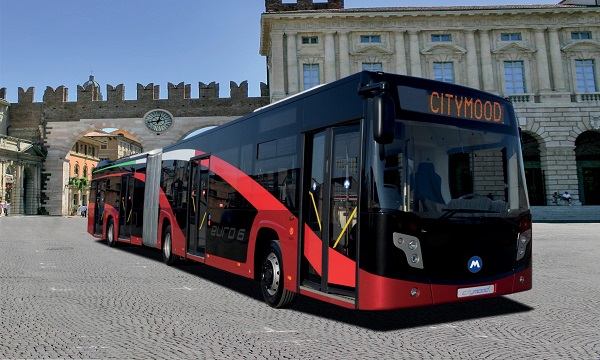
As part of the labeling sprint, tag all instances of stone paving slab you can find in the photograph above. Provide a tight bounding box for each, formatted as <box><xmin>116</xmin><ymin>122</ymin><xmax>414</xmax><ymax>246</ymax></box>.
<box><xmin>0</xmin><ymin>216</ymin><xmax>598</xmax><ymax>359</ymax></box>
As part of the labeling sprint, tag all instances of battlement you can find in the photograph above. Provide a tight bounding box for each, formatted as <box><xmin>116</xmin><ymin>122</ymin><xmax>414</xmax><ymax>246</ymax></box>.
<box><xmin>6</xmin><ymin>81</ymin><xmax>267</xmax><ymax>104</ymax></box>
<box><xmin>265</xmin><ymin>0</ymin><xmax>344</xmax><ymax>12</ymax></box>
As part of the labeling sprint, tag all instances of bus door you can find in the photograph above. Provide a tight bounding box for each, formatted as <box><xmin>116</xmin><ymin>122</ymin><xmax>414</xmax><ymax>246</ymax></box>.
<box><xmin>94</xmin><ymin>180</ymin><xmax>105</xmax><ymax>235</ymax></box>
<box><xmin>188</xmin><ymin>155</ymin><xmax>210</xmax><ymax>256</ymax></box>
<box><xmin>302</xmin><ymin>124</ymin><xmax>361</xmax><ymax>297</ymax></box>
<box><xmin>118</xmin><ymin>175</ymin><xmax>135</xmax><ymax>239</ymax></box>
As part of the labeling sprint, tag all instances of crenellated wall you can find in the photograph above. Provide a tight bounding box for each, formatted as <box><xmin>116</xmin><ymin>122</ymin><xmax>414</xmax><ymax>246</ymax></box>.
<box><xmin>1</xmin><ymin>80</ymin><xmax>270</xmax><ymax>215</ymax></box>
<box><xmin>6</xmin><ymin>80</ymin><xmax>269</xmax><ymax>144</ymax></box>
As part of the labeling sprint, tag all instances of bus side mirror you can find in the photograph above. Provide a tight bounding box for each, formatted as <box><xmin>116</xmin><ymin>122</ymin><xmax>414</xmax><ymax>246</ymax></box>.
<box><xmin>373</xmin><ymin>92</ymin><xmax>395</xmax><ymax>144</ymax></box>
<box><xmin>359</xmin><ymin>81</ymin><xmax>396</xmax><ymax>145</ymax></box>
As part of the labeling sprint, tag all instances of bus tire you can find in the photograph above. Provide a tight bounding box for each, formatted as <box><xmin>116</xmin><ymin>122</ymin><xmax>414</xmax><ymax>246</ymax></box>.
<box><xmin>260</xmin><ymin>240</ymin><xmax>297</xmax><ymax>309</ymax></box>
<box><xmin>106</xmin><ymin>218</ymin><xmax>116</xmax><ymax>247</ymax></box>
<box><xmin>162</xmin><ymin>225</ymin><xmax>177</xmax><ymax>266</ymax></box>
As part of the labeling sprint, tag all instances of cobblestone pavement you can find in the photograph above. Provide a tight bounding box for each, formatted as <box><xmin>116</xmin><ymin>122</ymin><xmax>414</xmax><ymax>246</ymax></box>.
<box><xmin>0</xmin><ymin>216</ymin><xmax>599</xmax><ymax>359</ymax></box>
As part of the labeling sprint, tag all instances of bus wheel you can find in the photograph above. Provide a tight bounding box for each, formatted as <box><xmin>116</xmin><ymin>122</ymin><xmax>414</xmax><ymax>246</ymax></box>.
<box><xmin>260</xmin><ymin>241</ymin><xmax>297</xmax><ymax>308</ymax></box>
<box><xmin>106</xmin><ymin>219</ymin><xmax>116</xmax><ymax>247</ymax></box>
<box><xmin>162</xmin><ymin>225</ymin><xmax>176</xmax><ymax>266</ymax></box>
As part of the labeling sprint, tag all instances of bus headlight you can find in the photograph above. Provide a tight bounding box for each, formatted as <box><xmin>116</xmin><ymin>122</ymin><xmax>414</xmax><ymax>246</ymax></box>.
<box><xmin>516</xmin><ymin>229</ymin><xmax>532</xmax><ymax>261</ymax></box>
<box><xmin>393</xmin><ymin>233</ymin><xmax>424</xmax><ymax>270</ymax></box>
<box><xmin>411</xmin><ymin>254</ymin><xmax>420</xmax><ymax>264</ymax></box>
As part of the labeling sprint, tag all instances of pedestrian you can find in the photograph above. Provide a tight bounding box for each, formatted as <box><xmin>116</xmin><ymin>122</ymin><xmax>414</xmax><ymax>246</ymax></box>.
<box><xmin>80</xmin><ymin>204</ymin><xmax>87</xmax><ymax>217</ymax></box>
<box><xmin>562</xmin><ymin>191</ymin><xmax>572</xmax><ymax>205</ymax></box>
<box><xmin>5</xmin><ymin>202</ymin><xmax>10</xmax><ymax>216</ymax></box>
<box><xmin>77</xmin><ymin>204</ymin><xmax>82</xmax><ymax>216</ymax></box>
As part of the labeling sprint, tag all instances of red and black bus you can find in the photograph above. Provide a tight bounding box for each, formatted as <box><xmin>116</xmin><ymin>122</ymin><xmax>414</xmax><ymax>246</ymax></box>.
<box><xmin>88</xmin><ymin>71</ymin><xmax>532</xmax><ymax>310</ymax></box>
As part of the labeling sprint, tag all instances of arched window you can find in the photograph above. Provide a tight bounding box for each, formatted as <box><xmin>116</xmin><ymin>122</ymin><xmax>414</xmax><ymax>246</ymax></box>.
<box><xmin>521</xmin><ymin>132</ymin><xmax>545</xmax><ymax>205</ymax></box>
<box><xmin>74</xmin><ymin>163</ymin><xmax>80</xmax><ymax>178</ymax></box>
<box><xmin>83</xmin><ymin>165</ymin><xmax>88</xmax><ymax>179</ymax></box>
<box><xmin>575</xmin><ymin>131</ymin><xmax>600</xmax><ymax>205</ymax></box>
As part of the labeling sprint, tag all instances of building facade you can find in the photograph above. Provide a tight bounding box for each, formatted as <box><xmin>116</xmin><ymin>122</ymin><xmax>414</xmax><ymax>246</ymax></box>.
<box><xmin>86</xmin><ymin>129</ymin><xmax>142</xmax><ymax>161</ymax></box>
<box><xmin>65</xmin><ymin>136</ymin><xmax>103</xmax><ymax>213</ymax></box>
<box><xmin>260</xmin><ymin>0</ymin><xmax>600</xmax><ymax>205</ymax></box>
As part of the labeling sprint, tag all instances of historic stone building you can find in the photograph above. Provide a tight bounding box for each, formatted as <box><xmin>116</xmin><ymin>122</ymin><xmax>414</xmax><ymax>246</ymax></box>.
<box><xmin>0</xmin><ymin>93</ymin><xmax>45</xmax><ymax>215</ymax></box>
<box><xmin>260</xmin><ymin>0</ymin><xmax>600</xmax><ymax>206</ymax></box>
<box><xmin>0</xmin><ymin>78</ymin><xmax>269</xmax><ymax>215</ymax></box>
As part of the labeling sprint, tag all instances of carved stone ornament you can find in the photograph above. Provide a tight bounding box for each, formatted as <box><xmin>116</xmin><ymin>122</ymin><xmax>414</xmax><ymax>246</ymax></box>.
<box><xmin>590</xmin><ymin>115</ymin><xmax>600</xmax><ymax>130</ymax></box>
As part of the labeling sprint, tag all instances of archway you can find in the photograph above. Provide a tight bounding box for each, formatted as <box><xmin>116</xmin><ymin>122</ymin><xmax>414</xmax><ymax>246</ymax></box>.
<box><xmin>575</xmin><ymin>131</ymin><xmax>600</xmax><ymax>205</ymax></box>
<box><xmin>521</xmin><ymin>132</ymin><xmax>546</xmax><ymax>205</ymax></box>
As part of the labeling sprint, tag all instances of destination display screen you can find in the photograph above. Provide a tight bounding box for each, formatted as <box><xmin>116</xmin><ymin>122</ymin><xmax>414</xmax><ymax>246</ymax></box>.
<box><xmin>397</xmin><ymin>86</ymin><xmax>510</xmax><ymax>125</ymax></box>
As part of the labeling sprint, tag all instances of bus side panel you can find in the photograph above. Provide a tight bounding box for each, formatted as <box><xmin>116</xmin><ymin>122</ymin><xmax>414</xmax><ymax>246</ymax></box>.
<box><xmin>250</xmin><ymin>211</ymin><xmax>299</xmax><ymax>292</ymax></box>
<box><xmin>142</xmin><ymin>152</ymin><xmax>162</xmax><ymax>248</ymax></box>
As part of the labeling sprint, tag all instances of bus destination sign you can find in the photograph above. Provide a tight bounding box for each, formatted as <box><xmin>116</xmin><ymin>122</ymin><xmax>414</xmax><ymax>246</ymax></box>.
<box><xmin>398</xmin><ymin>86</ymin><xmax>509</xmax><ymax>125</ymax></box>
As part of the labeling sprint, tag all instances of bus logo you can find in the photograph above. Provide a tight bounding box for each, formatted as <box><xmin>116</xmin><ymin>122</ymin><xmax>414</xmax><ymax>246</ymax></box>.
<box><xmin>468</xmin><ymin>256</ymin><xmax>482</xmax><ymax>273</ymax></box>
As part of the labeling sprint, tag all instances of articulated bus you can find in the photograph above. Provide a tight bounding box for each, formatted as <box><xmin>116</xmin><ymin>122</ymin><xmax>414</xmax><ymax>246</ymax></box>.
<box><xmin>88</xmin><ymin>71</ymin><xmax>532</xmax><ymax>310</ymax></box>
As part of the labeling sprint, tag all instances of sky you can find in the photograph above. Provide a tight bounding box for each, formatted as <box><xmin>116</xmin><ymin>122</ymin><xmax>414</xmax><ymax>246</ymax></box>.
<box><xmin>0</xmin><ymin>0</ymin><xmax>556</xmax><ymax>103</ymax></box>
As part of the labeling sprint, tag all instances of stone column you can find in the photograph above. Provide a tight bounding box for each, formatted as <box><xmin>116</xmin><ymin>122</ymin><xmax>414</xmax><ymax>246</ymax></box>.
<box><xmin>548</xmin><ymin>27</ymin><xmax>566</xmax><ymax>91</ymax></box>
<box><xmin>534</xmin><ymin>28</ymin><xmax>552</xmax><ymax>93</ymax></box>
<box><xmin>479</xmin><ymin>30</ymin><xmax>495</xmax><ymax>93</ymax></box>
<box><xmin>286</xmin><ymin>31</ymin><xmax>299</xmax><ymax>95</ymax></box>
<box><xmin>338</xmin><ymin>31</ymin><xmax>351</xmax><ymax>78</ymax></box>
<box><xmin>408</xmin><ymin>31</ymin><xmax>422</xmax><ymax>77</ymax></box>
<box><xmin>394</xmin><ymin>31</ymin><xmax>407</xmax><ymax>75</ymax></box>
<box><xmin>324</xmin><ymin>32</ymin><xmax>337</xmax><ymax>83</ymax></box>
<box><xmin>270</xmin><ymin>31</ymin><xmax>286</xmax><ymax>101</ymax></box>
<box><xmin>465</xmin><ymin>30</ymin><xmax>480</xmax><ymax>89</ymax></box>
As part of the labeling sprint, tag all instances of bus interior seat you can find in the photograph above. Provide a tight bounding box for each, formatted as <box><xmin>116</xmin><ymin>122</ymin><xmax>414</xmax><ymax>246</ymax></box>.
<box><xmin>413</xmin><ymin>162</ymin><xmax>445</xmax><ymax>211</ymax></box>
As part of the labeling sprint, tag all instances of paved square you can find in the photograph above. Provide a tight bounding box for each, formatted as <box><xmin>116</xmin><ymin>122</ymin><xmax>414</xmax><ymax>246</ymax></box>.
<box><xmin>0</xmin><ymin>216</ymin><xmax>598</xmax><ymax>359</ymax></box>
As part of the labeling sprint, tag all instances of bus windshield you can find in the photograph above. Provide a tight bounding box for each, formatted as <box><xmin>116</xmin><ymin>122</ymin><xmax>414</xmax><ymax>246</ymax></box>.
<box><xmin>374</xmin><ymin>119</ymin><xmax>529</xmax><ymax>218</ymax></box>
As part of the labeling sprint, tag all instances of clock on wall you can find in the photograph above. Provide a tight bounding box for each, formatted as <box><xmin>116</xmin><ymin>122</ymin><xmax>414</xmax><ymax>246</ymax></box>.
<box><xmin>144</xmin><ymin>110</ymin><xmax>173</xmax><ymax>132</ymax></box>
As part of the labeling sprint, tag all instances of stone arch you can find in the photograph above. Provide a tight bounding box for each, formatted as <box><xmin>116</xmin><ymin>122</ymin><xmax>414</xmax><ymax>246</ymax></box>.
<box><xmin>575</xmin><ymin>130</ymin><xmax>600</xmax><ymax>205</ymax></box>
<box><xmin>42</xmin><ymin>116</ymin><xmax>240</xmax><ymax>215</ymax></box>
<box><xmin>521</xmin><ymin>131</ymin><xmax>546</xmax><ymax>205</ymax></box>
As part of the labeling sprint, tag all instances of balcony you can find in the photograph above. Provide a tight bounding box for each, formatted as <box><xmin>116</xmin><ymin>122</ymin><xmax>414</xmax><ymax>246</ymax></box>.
<box><xmin>572</xmin><ymin>92</ymin><xmax>600</xmax><ymax>102</ymax></box>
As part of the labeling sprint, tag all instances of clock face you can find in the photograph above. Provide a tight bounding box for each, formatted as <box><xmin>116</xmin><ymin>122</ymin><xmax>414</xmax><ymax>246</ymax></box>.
<box><xmin>144</xmin><ymin>110</ymin><xmax>173</xmax><ymax>132</ymax></box>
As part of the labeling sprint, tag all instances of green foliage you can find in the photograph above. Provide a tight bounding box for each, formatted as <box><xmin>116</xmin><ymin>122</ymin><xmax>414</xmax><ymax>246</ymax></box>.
<box><xmin>69</xmin><ymin>176</ymin><xmax>89</xmax><ymax>192</ymax></box>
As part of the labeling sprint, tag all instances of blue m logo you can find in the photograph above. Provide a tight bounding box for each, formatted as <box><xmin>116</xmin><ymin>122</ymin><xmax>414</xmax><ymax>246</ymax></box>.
<box><xmin>468</xmin><ymin>256</ymin><xmax>482</xmax><ymax>273</ymax></box>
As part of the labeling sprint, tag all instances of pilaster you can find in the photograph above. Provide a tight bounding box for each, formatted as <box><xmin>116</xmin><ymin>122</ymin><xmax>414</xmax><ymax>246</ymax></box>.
<box><xmin>465</xmin><ymin>30</ymin><xmax>480</xmax><ymax>89</ymax></box>
<box><xmin>479</xmin><ymin>30</ymin><xmax>495</xmax><ymax>93</ymax></box>
<box><xmin>408</xmin><ymin>31</ymin><xmax>421</xmax><ymax>77</ymax></box>
<box><xmin>270</xmin><ymin>31</ymin><xmax>286</xmax><ymax>101</ymax></box>
<box><xmin>338</xmin><ymin>31</ymin><xmax>351</xmax><ymax>78</ymax></box>
<box><xmin>324</xmin><ymin>32</ymin><xmax>337</xmax><ymax>83</ymax></box>
<box><xmin>286</xmin><ymin>31</ymin><xmax>299</xmax><ymax>95</ymax></box>
<box><xmin>548</xmin><ymin>27</ymin><xmax>566</xmax><ymax>92</ymax></box>
<box><xmin>394</xmin><ymin>31</ymin><xmax>407</xmax><ymax>75</ymax></box>
<box><xmin>534</xmin><ymin>28</ymin><xmax>552</xmax><ymax>93</ymax></box>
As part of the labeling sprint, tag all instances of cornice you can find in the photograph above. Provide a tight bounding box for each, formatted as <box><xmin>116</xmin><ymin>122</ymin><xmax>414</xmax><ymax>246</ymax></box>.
<box><xmin>262</xmin><ymin>8</ymin><xmax>600</xmax><ymax>32</ymax></box>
